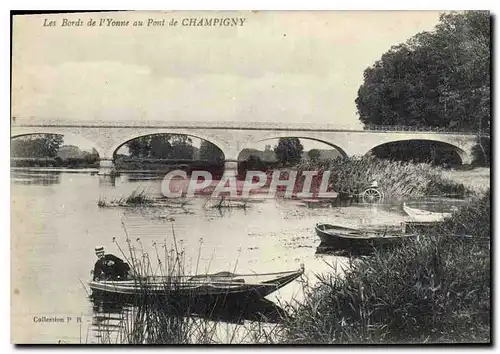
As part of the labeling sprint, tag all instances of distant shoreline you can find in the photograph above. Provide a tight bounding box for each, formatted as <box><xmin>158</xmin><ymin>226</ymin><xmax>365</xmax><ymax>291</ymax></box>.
<box><xmin>11</xmin><ymin>167</ymin><xmax>97</xmax><ymax>173</ymax></box>
<box><xmin>10</xmin><ymin>167</ymin><xmax>179</xmax><ymax>174</ymax></box>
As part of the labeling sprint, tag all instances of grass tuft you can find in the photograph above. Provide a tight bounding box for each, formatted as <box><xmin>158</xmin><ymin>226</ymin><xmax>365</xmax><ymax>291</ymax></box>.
<box><xmin>97</xmin><ymin>188</ymin><xmax>155</xmax><ymax>208</ymax></box>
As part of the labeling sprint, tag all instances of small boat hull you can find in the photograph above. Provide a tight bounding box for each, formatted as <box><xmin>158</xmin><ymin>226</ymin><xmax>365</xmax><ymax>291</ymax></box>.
<box><xmin>88</xmin><ymin>267</ymin><xmax>304</xmax><ymax>300</ymax></box>
<box><xmin>315</xmin><ymin>223</ymin><xmax>415</xmax><ymax>250</ymax></box>
<box><xmin>403</xmin><ymin>203</ymin><xmax>452</xmax><ymax>222</ymax></box>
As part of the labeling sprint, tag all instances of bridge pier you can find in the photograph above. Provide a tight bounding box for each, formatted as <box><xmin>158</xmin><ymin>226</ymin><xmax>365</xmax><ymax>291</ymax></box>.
<box><xmin>98</xmin><ymin>159</ymin><xmax>116</xmax><ymax>176</ymax></box>
<box><xmin>222</xmin><ymin>161</ymin><xmax>239</xmax><ymax>178</ymax></box>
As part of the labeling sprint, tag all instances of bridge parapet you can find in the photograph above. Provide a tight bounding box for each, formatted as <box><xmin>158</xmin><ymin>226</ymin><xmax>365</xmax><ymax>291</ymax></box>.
<box><xmin>11</xmin><ymin>117</ymin><xmax>365</xmax><ymax>131</ymax></box>
<box><xmin>363</xmin><ymin>124</ymin><xmax>487</xmax><ymax>136</ymax></box>
<box><xmin>11</xmin><ymin>118</ymin><xmax>480</xmax><ymax>136</ymax></box>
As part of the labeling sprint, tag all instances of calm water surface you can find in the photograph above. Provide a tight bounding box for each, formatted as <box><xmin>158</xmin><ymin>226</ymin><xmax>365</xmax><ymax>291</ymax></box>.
<box><xmin>11</xmin><ymin>170</ymin><xmax>412</xmax><ymax>343</ymax></box>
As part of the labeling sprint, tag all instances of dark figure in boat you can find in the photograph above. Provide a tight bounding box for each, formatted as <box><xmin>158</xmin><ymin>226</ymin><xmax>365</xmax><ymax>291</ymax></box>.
<box><xmin>93</xmin><ymin>246</ymin><xmax>131</xmax><ymax>281</ymax></box>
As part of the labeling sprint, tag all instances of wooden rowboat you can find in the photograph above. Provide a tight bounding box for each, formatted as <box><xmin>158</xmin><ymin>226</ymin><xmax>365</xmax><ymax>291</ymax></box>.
<box><xmin>403</xmin><ymin>203</ymin><xmax>454</xmax><ymax>222</ymax></box>
<box><xmin>88</xmin><ymin>265</ymin><xmax>304</xmax><ymax>300</ymax></box>
<box><xmin>315</xmin><ymin>222</ymin><xmax>474</xmax><ymax>253</ymax></box>
<box><xmin>300</xmin><ymin>199</ymin><xmax>335</xmax><ymax>208</ymax></box>
<box><xmin>315</xmin><ymin>223</ymin><xmax>416</xmax><ymax>250</ymax></box>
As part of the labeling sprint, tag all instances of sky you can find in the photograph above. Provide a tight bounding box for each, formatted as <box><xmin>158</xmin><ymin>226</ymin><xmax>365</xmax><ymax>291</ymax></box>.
<box><xmin>12</xmin><ymin>11</ymin><xmax>444</xmax><ymax>150</ymax></box>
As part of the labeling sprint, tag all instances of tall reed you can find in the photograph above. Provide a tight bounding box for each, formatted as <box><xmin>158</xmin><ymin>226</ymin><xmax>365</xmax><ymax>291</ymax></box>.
<box><xmin>98</xmin><ymin>188</ymin><xmax>155</xmax><ymax>208</ymax></box>
<box><xmin>296</xmin><ymin>156</ymin><xmax>469</xmax><ymax>199</ymax></box>
<box><xmin>91</xmin><ymin>221</ymin><xmax>282</xmax><ymax>344</ymax></box>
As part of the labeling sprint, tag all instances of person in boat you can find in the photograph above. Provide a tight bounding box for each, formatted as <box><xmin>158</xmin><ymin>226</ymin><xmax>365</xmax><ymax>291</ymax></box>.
<box><xmin>93</xmin><ymin>246</ymin><xmax>131</xmax><ymax>281</ymax></box>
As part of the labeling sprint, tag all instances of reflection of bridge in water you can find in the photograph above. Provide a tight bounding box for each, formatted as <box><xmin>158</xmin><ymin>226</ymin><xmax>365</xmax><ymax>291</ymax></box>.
<box><xmin>11</xmin><ymin>118</ymin><xmax>479</xmax><ymax>176</ymax></box>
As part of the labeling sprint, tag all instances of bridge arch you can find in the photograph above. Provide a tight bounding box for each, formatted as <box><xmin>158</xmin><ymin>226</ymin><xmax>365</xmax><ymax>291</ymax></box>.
<box><xmin>366</xmin><ymin>139</ymin><xmax>468</xmax><ymax>165</ymax></box>
<box><xmin>248</xmin><ymin>134</ymin><xmax>349</xmax><ymax>159</ymax></box>
<box><xmin>106</xmin><ymin>129</ymin><xmax>233</xmax><ymax>161</ymax></box>
<box><xmin>10</xmin><ymin>132</ymin><xmax>104</xmax><ymax>158</ymax></box>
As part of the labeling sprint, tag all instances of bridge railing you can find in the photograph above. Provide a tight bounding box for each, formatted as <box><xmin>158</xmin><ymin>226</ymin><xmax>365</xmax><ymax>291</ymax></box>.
<box><xmin>362</xmin><ymin>124</ymin><xmax>489</xmax><ymax>136</ymax></box>
<box><xmin>11</xmin><ymin>117</ymin><xmax>489</xmax><ymax>136</ymax></box>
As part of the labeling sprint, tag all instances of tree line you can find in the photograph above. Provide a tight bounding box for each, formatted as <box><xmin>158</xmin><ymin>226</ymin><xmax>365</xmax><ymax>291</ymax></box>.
<box><xmin>355</xmin><ymin>11</ymin><xmax>490</xmax><ymax>165</ymax></box>
<box><xmin>11</xmin><ymin>134</ymin><xmax>64</xmax><ymax>158</ymax></box>
<box><xmin>121</xmin><ymin>134</ymin><xmax>225</xmax><ymax>162</ymax></box>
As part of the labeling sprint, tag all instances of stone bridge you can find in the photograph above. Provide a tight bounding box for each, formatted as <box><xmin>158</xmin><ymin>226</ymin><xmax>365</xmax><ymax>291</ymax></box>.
<box><xmin>11</xmin><ymin>118</ymin><xmax>478</xmax><ymax>175</ymax></box>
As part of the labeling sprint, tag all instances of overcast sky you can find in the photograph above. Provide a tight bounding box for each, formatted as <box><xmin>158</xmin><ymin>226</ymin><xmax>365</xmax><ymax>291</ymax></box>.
<box><xmin>12</xmin><ymin>11</ymin><xmax>444</xmax><ymax>129</ymax></box>
<box><xmin>12</xmin><ymin>11</ymin><xmax>444</xmax><ymax>151</ymax></box>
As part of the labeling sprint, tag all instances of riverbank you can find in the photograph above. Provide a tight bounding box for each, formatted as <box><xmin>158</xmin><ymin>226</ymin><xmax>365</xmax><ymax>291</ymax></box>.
<box><xmin>279</xmin><ymin>190</ymin><xmax>490</xmax><ymax>344</ymax></box>
<box><xmin>11</xmin><ymin>167</ymin><xmax>98</xmax><ymax>173</ymax></box>
<box><xmin>440</xmin><ymin>167</ymin><xmax>490</xmax><ymax>193</ymax></box>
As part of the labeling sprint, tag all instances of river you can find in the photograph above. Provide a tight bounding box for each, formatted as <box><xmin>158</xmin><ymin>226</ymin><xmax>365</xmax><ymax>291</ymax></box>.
<box><xmin>11</xmin><ymin>169</ymin><xmax>413</xmax><ymax>344</ymax></box>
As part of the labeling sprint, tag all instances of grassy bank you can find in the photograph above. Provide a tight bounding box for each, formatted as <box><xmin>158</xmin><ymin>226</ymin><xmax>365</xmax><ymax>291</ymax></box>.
<box><xmin>279</xmin><ymin>191</ymin><xmax>490</xmax><ymax>344</ymax></box>
<box><xmin>296</xmin><ymin>156</ymin><xmax>469</xmax><ymax>199</ymax></box>
<box><xmin>441</xmin><ymin>167</ymin><xmax>490</xmax><ymax>193</ymax></box>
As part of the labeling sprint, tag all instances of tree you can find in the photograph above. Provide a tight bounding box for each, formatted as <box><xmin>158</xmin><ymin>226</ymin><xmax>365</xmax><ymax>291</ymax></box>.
<box><xmin>263</xmin><ymin>144</ymin><xmax>276</xmax><ymax>161</ymax></box>
<box><xmin>274</xmin><ymin>138</ymin><xmax>304</xmax><ymax>166</ymax></box>
<box><xmin>150</xmin><ymin>135</ymin><xmax>172</xmax><ymax>159</ymax></box>
<box><xmin>356</xmin><ymin>11</ymin><xmax>490</xmax><ymax>133</ymax></box>
<box><xmin>199</xmin><ymin>140</ymin><xmax>224</xmax><ymax>162</ymax></box>
<box><xmin>126</xmin><ymin>134</ymin><xmax>195</xmax><ymax>160</ymax></box>
<box><xmin>169</xmin><ymin>135</ymin><xmax>193</xmax><ymax>160</ymax></box>
<box><xmin>126</xmin><ymin>136</ymin><xmax>151</xmax><ymax>158</ymax></box>
<box><xmin>246</xmin><ymin>155</ymin><xmax>266</xmax><ymax>171</ymax></box>
<box><xmin>371</xmin><ymin>140</ymin><xmax>462</xmax><ymax>165</ymax></box>
<box><xmin>471</xmin><ymin>137</ymin><xmax>490</xmax><ymax>166</ymax></box>
<box><xmin>307</xmin><ymin>149</ymin><xmax>321</xmax><ymax>162</ymax></box>
<box><xmin>11</xmin><ymin>134</ymin><xmax>64</xmax><ymax>158</ymax></box>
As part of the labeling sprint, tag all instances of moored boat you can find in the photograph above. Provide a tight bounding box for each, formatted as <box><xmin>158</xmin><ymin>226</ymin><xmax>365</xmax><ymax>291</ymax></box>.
<box><xmin>315</xmin><ymin>223</ymin><xmax>416</xmax><ymax>250</ymax></box>
<box><xmin>299</xmin><ymin>198</ymin><xmax>335</xmax><ymax>208</ymax></box>
<box><xmin>403</xmin><ymin>203</ymin><xmax>454</xmax><ymax>222</ymax></box>
<box><xmin>88</xmin><ymin>265</ymin><xmax>305</xmax><ymax>300</ymax></box>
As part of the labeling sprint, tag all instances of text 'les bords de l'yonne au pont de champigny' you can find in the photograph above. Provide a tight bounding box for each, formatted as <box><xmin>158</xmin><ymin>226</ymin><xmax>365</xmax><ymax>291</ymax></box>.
<box><xmin>43</xmin><ymin>17</ymin><xmax>248</xmax><ymax>28</ymax></box>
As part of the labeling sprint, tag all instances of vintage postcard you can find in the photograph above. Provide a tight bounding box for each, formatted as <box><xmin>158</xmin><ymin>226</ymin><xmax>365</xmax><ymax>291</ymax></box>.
<box><xmin>10</xmin><ymin>10</ymin><xmax>491</xmax><ymax>344</ymax></box>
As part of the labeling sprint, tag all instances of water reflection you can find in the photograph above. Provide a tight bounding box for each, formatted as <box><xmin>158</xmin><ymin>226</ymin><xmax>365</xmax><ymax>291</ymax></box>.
<box><xmin>11</xmin><ymin>171</ymin><xmax>61</xmax><ymax>185</ymax></box>
<box><xmin>316</xmin><ymin>239</ymin><xmax>423</xmax><ymax>256</ymax></box>
<box><xmin>98</xmin><ymin>175</ymin><xmax>118</xmax><ymax>187</ymax></box>
<box><xmin>89</xmin><ymin>292</ymin><xmax>286</xmax><ymax>343</ymax></box>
